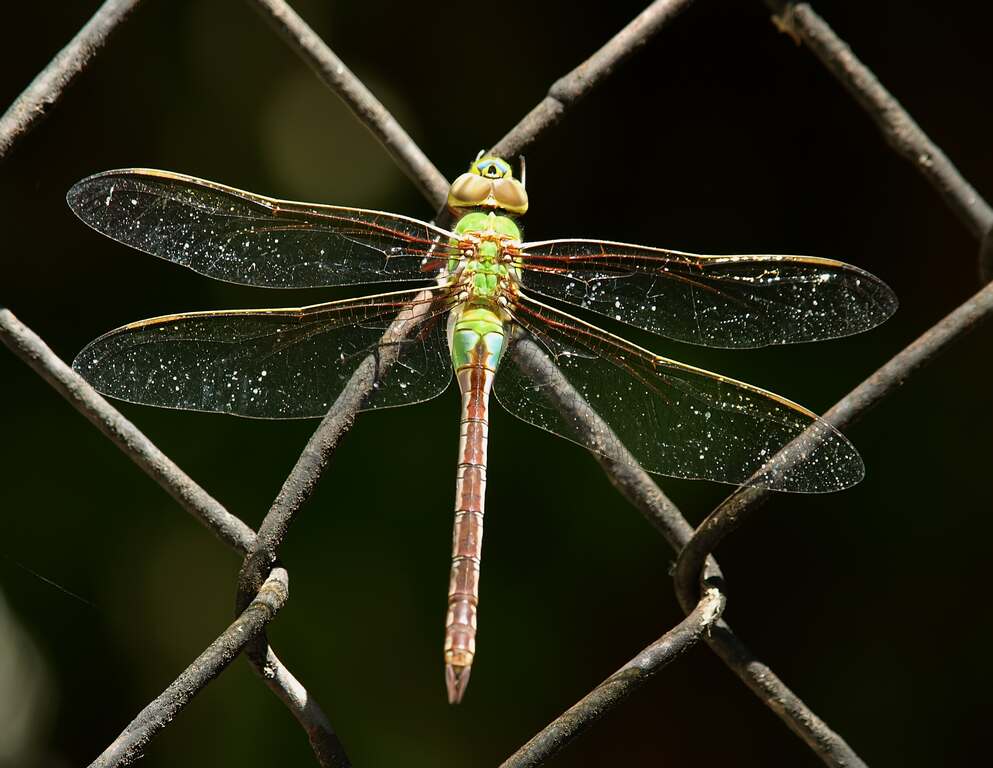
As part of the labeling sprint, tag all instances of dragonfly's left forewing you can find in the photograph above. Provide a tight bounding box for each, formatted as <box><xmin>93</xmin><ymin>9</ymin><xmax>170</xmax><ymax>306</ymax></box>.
<box><xmin>72</xmin><ymin>288</ymin><xmax>455</xmax><ymax>418</ymax></box>
<box><xmin>517</xmin><ymin>239</ymin><xmax>897</xmax><ymax>349</ymax></box>
<box><xmin>68</xmin><ymin>169</ymin><xmax>461</xmax><ymax>288</ymax></box>
<box><xmin>498</xmin><ymin>294</ymin><xmax>862</xmax><ymax>492</ymax></box>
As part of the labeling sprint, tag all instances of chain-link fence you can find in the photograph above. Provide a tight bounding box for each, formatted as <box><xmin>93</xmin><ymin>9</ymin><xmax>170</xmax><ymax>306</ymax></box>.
<box><xmin>2</xmin><ymin>1</ymin><xmax>991</xmax><ymax>766</ymax></box>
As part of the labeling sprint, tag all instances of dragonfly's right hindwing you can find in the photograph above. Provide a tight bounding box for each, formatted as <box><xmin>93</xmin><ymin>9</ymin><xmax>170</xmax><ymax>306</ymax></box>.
<box><xmin>497</xmin><ymin>294</ymin><xmax>864</xmax><ymax>493</ymax></box>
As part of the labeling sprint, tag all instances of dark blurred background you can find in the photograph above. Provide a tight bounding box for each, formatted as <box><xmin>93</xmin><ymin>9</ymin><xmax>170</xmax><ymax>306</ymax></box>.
<box><xmin>2</xmin><ymin>1</ymin><xmax>991</xmax><ymax>766</ymax></box>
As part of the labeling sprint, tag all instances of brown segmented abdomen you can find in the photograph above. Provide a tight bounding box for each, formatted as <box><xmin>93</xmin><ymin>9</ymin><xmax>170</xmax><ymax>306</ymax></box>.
<box><xmin>444</xmin><ymin>361</ymin><xmax>494</xmax><ymax>703</ymax></box>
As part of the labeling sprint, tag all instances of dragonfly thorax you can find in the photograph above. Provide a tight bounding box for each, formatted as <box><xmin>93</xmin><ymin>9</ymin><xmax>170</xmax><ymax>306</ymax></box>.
<box><xmin>447</xmin><ymin>211</ymin><xmax>523</xmax><ymax>302</ymax></box>
<box><xmin>445</xmin><ymin>212</ymin><xmax>521</xmax><ymax>377</ymax></box>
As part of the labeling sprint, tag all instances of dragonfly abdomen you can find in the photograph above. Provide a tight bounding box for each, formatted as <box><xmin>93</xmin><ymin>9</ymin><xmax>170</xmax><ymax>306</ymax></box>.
<box><xmin>444</xmin><ymin>305</ymin><xmax>507</xmax><ymax>703</ymax></box>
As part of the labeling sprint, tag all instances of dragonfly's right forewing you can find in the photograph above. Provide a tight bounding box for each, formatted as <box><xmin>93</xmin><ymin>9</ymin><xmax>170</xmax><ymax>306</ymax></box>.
<box><xmin>517</xmin><ymin>239</ymin><xmax>897</xmax><ymax>349</ymax></box>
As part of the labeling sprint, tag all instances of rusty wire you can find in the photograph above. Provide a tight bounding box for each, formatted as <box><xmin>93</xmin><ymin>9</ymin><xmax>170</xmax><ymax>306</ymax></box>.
<box><xmin>1</xmin><ymin>1</ymin><xmax>990</xmax><ymax>766</ymax></box>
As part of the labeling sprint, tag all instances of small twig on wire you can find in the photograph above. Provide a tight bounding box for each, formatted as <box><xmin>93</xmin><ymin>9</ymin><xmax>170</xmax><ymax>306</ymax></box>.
<box><xmin>674</xmin><ymin>270</ymin><xmax>993</xmax><ymax>612</ymax></box>
<box><xmin>246</xmin><ymin>0</ymin><xmax>449</xmax><ymax>208</ymax></box>
<box><xmin>88</xmin><ymin>567</ymin><xmax>290</xmax><ymax>768</ymax></box>
<box><xmin>765</xmin><ymin>1</ymin><xmax>993</xmax><ymax>241</ymax></box>
<box><xmin>0</xmin><ymin>0</ymin><xmax>145</xmax><ymax>161</ymax></box>
<box><xmin>0</xmin><ymin>307</ymin><xmax>255</xmax><ymax>553</ymax></box>
<box><xmin>490</xmin><ymin>0</ymin><xmax>697</xmax><ymax>159</ymax></box>
<box><xmin>500</xmin><ymin>587</ymin><xmax>725</xmax><ymax>768</ymax></box>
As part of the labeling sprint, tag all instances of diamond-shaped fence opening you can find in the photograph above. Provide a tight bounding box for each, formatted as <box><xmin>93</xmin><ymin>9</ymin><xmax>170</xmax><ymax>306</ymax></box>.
<box><xmin>1</xmin><ymin>1</ymin><xmax>991</xmax><ymax>766</ymax></box>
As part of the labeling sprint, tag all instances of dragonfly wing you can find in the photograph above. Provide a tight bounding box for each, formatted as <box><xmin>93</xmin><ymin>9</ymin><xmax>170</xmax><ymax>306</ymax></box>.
<box><xmin>518</xmin><ymin>239</ymin><xmax>897</xmax><ymax>348</ymax></box>
<box><xmin>496</xmin><ymin>293</ymin><xmax>863</xmax><ymax>492</ymax></box>
<box><xmin>72</xmin><ymin>288</ymin><xmax>454</xmax><ymax>418</ymax></box>
<box><xmin>68</xmin><ymin>169</ymin><xmax>460</xmax><ymax>288</ymax></box>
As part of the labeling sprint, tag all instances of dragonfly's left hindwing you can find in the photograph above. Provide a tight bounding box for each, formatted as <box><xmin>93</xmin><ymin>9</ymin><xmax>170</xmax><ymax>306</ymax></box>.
<box><xmin>73</xmin><ymin>288</ymin><xmax>454</xmax><ymax>418</ymax></box>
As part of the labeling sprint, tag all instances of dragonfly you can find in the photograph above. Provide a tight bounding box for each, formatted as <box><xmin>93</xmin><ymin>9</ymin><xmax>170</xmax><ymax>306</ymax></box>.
<box><xmin>68</xmin><ymin>155</ymin><xmax>896</xmax><ymax>703</ymax></box>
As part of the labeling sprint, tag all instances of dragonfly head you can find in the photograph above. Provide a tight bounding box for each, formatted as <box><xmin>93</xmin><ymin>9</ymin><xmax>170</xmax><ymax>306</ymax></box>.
<box><xmin>448</xmin><ymin>154</ymin><xmax>529</xmax><ymax>216</ymax></box>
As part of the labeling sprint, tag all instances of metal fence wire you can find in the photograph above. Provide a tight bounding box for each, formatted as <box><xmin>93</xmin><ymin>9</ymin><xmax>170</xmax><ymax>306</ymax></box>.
<box><xmin>1</xmin><ymin>0</ymin><xmax>991</xmax><ymax>766</ymax></box>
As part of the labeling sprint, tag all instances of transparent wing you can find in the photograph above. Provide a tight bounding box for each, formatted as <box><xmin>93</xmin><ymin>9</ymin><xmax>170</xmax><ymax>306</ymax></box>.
<box><xmin>67</xmin><ymin>169</ymin><xmax>461</xmax><ymax>288</ymax></box>
<box><xmin>496</xmin><ymin>293</ymin><xmax>862</xmax><ymax>492</ymax></box>
<box><xmin>72</xmin><ymin>288</ymin><xmax>455</xmax><ymax>418</ymax></box>
<box><xmin>517</xmin><ymin>238</ymin><xmax>897</xmax><ymax>349</ymax></box>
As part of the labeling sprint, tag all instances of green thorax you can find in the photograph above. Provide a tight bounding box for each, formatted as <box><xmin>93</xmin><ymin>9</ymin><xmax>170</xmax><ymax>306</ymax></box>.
<box><xmin>447</xmin><ymin>211</ymin><xmax>523</xmax><ymax>375</ymax></box>
<box><xmin>447</xmin><ymin>211</ymin><xmax>522</xmax><ymax>291</ymax></box>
